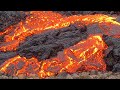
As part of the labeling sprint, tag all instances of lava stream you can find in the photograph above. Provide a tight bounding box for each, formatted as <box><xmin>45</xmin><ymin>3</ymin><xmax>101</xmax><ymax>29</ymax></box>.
<box><xmin>0</xmin><ymin>11</ymin><xmax>120</xmax><ymax>51</ymax></box>
<box><xmin>0</xmin><ymin>35</ymin><xmax>107</xmax><ymax>78</ymax></box>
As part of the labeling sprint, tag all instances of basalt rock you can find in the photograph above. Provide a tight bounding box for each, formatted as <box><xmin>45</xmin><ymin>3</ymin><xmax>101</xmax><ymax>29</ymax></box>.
<box><xmin>55</xmin><ymin>11</ymin><xmax>120</xmax><ymax>16</ymax></box>
<box><xmin>103</xmin><ymin>35</ymin><xmax>120</xmax><ymax>72</ymax></box>
<box><xmin>0</xmin><ymin>51</ymin><xmax>17</xmax><ymax>65</ymax></box>
<box><xmin>17</xmin><ymin>23</ymin><xmax>88</xmax><ymax>61</ymax></box>
<box><xmin>0</xmin><ymin>11</ymin><xmax>28</xmax><ymax>32</ymax></box>
<box><xmin>87</xmin><ymin>23</ymin><xmax>104</xmax><ymax>35</ymax></box>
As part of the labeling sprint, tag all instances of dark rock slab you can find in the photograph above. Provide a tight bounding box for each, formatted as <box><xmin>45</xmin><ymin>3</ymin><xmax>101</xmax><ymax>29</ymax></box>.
<box><xmin>17</xmin><ymin>23</ymin><xmax>88</xmax><ymax>61</ymax></box>
<box><xmin>103</xmin><ymin>35</ymin><xmax>120</xmax><ymax>72</ymax></box>
<box><xmin>55</xmin><ymin>11</ymin><xmax>120</xmax><ymax>16</ymax></box>
<box><xmin>0</xmin><ymin>51</ymin><xmax>17</xmax><ymax>61</ymax></box>
<box><xmin>87</xmin><ymin>23</ymin><xmax>104</xmax><ymax>35</ymax></box>
<box><xmin>112</xmin><ymin>63</ymin><xmax>120</xmax><ymax>72</ymax></box>
<box><xmin>0</xmin><ymin>51</ymin><xmax>17</xmax><ymax>65</ymax></box>
<box><xmin>0</xmin><ymin>11</ymin><xmax>27</xmax><ymax>32</ymax></box>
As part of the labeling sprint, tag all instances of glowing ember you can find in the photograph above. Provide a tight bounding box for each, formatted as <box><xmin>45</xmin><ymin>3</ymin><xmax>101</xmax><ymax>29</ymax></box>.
<box><xmin>0</xmin><ymin>11</ymin><xmax>120</xmax><ymax>51</ymax></box>
<box><xmin>0</xmin><ymin>35</ymin><xmax>107</xmax><ymax>78</ymax></box>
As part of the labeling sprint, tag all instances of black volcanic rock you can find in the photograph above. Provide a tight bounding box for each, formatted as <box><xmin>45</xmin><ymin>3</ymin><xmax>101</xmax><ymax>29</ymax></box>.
<box><xmin>87</xmin><ymin>23</ymin><xmax>104</xmax><ymax>35</ymax></box>
<box><xmin>55</xmin><ymin>11</ymin><xmax>120</xmax><ymax>16</ymax></box>
<box><xmin>112</xmin><ymin>63</ymin><xmax>120</xmax><ymax>72</ymax></box>
<box><xmin>17</xmin><ymin>23</ymin><xmax>88</xmax><ymax>61</ymax></box>
<box><xmin>0</xmin><ymin>11</ymin><xmax>27</xmax><ymax>32</ymax></box>
<box><xmin>0</xmin><ymin>51</ymin><xmax>17</xmax><ymax>65</ymax></box>
<box><xmin>103</xmin><ymin>35</ymin><xmax>120</xmax><ymax>72</ymax></box>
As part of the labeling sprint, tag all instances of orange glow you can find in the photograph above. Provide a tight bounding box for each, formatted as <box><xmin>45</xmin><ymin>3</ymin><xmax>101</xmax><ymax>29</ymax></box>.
<box><xmin>0</xmin><ymin>11</ymin><xmax>120</xmax><ymax>78</ymax></box>
<box><xmin>0</xmin><ymin>11</ymin><xmax>120</xmax><ymax>51</ymax></box>
<box><xmin>0</xmin><ymin>35</ymin><xmax>107</xmax><ymax>78</ymax></box>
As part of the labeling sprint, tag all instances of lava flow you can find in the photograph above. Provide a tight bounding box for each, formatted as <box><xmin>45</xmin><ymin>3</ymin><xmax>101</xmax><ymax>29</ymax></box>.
<box><xmin>0</xmin><ymin>35</ymin><xmax>107</xmax><ymax>78</ymax></box>
<box><xmin>0</xmin><ymin>11</ymin><xmax>120</xmax><ymax>78</ymax></box>
<box><xmin>0</xmin><ymin>11</ymin><xmax>120</xmax><ymax>51</ymax></box>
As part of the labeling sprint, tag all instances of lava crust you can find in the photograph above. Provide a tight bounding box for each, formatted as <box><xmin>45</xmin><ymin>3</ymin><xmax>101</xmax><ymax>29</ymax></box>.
<box><xmin>103</xmin><ymin>35</ymin><xmax>120</xmax><ymax>72</ymax></box>
<box><xmin>17</xmin><ymin>23</ymin><xmax>88</xmax><ymax>61</ymax></box>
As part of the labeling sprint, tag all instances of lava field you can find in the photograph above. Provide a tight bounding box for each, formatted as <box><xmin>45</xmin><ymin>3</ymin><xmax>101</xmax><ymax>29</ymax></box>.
<box><xmin>0</xmin><ymin>11</ymin><xmax>120</xmax><ymax>79</ymax></box>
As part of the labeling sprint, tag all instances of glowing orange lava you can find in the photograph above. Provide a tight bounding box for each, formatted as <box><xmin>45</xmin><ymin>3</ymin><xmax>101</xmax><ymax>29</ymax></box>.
<box><xmin>0</xmin><ymin>11</ymin><xmax>120</xmax><ymax>78</ymax></box>
<box><xmin>0</xmin><ymin>11</ymin><xmax>120</xmax><ymax>51</ymax></box>
<box><xmin>0</xmin><ymin>35</ymin><xmax>107</xmax><ymax>78</ymax></box>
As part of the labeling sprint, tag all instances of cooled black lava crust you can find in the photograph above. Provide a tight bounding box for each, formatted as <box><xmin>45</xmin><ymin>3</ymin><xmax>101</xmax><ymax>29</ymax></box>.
<box><xmin>103</xmin><ymin>35</ymin><xmax>120</xmax><ymax>72</ymax></box>
<box><xmin>17</xmin><ymin>23</ymin><xmax>88</xmax><ymax>61</ymax></box>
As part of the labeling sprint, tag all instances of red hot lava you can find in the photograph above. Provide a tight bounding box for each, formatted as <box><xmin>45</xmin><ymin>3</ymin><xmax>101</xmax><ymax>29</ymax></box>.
<box><xmin>0</xmin><ymin>35</ymin><xmax>107</xmax><ymax>78</ymax></box>
<box><xmin>0</xmin><ymin>11</ymin><xmax>120</xmax><ymax>78</ymax></box>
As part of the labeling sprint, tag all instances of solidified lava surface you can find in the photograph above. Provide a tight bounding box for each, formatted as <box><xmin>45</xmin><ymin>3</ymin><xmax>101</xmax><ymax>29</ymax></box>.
<box><xmin>17</xmin><ymin>23</ymin><xmax>87</xmax><ymax>61</ymax></box>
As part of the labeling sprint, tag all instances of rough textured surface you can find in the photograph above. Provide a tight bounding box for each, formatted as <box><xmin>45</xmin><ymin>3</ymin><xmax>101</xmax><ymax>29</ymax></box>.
<box><xmin>0</xmin><ymin>11</ymin><xmax>27</xmax><ymax>32</ymax></box>
<box><xmin>55</xmin><ymin>11</ymin><xmax>120</xmax><ymax>16</ymax></box>
<box><xmin>0</xmin><ymin>51</ymin><xmax>17</xmax><ymax>60</ymax></box>
<box><xmin>0</xmin><ymin>11</ymin><xmax>120</xmax><ymax>79</ymax></box>
<box><xmin>46</xmin><ymin>71</ymin><xmax>120</xmax><ymax>79</ymax></box>
<box><xmin>103</xmin><ymin>35</ymin><xmax>120</xmax><ymax>72</ymax></box>
<box><xmin>86</xmin><ymin>23</ymin><xmax>104</xmax><ymax>35</ymax></box>
<box><xmin>0</xmin><ymin>51</ymin><xmax>17</xmax><ymax>65</ymax></box>
<box><xmin>17</xmin><ymin>23</ymin><xmax>88</xmax><ymax>61</ymax></box>
<box><xmin>1</xmin><ymin>71</ymin><xmax>119</xmax><ymax>79</ymax></box>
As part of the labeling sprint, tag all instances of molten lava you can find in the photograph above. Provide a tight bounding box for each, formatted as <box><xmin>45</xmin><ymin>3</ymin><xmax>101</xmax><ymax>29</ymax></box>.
<box><xmin>0</xmin><ymin>11</ymin><xmax>120</xmax><ymax>78</ymax></box>
<box><xmin>0</xmin><ymin>11</ymin><xmax>120</xmax><ymax>51</ymax></box>
<box><xmin>0</xmin><ymin>35</ymin><xmax>107</xmax><ymax>78</ymax></box>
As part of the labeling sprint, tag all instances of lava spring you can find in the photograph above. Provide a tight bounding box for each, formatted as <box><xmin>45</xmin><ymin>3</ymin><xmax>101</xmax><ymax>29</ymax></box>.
<box><xmin>0</xmin><ymin>11</ymin><xmax>120</xmax><ymax>79</ymax></box>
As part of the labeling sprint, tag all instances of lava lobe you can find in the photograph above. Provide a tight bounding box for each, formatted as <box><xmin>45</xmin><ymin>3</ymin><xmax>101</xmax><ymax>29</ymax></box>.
<box><xmin>17</xmin><ymin>23</ymin><xmax>87</xmax><ymax>61</ymax></box>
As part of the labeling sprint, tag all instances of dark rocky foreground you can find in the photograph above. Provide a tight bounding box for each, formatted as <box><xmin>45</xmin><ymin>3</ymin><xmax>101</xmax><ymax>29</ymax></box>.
<box><xmin>0</xmin><ymin>71</ymin><xmax>120</xmax><ymax>79</ymax></box>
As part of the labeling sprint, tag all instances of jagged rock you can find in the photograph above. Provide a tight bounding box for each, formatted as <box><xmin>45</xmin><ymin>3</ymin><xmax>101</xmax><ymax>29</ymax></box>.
<box><xmin>66</xmin><ymin>74</ymin><xmax>73</xmax><ymax>79</ymax></box>
<box><xmin>55</xmin><ymin>11</ymin><xmax>120</xmax><ymax>16</ymax></box>
<box><xmin>0</xmin><ymin>51</ymin><xmax>17</xmax><ymax>60</ymax></box>
<box><xmin>103</xmin><ymin>35</ymin><xmax>120</xmax><ymax>72</ymax></box>
<box><xmin>112</xmin><ymin>63</ymin><xmax>120</xmax><ymax>72</ymax></box>
<box><xmin>17</xmin><ymin>23</ymin><xmax>88</xmax><ymax>61</ymax></box>
<box><xmin>0</xmin><ymin>11</ymin><xmax>27</xmax><ymax>32</ymax></box>
<box><xmin>56</xmin><ymin>72</ymin><xmax>68</xmax><ymax>79</ymax></box>
<box><xmin>90</xmin><ymin>70</ymin><xmax>98</xmax><ymax>75</ymax></box>
<box><xmin>104</xmin><ymin>46</ymin><xmax>114</xmax><ymax>57</ymax></box>
<box><xmin>71</xmin><ymin>73</ymin><xmax>79</xmax><ymax>79</ymax></box>
<box><xmin>87</xmin><ymin>23</ymin><xmax>104</xmax><ymax>35</ymax></box>
<box><xmin>16</xmin><ymin>61</ymin><xmax>25</xmax><ymax>70</ymax></box>
<box><xmin>0</xmin><ymin>51</ymin><xmax>17</xmax><ymax>65</ymax></box>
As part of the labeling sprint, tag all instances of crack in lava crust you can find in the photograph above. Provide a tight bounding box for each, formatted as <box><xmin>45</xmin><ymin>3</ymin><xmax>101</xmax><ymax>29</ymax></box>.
<box><xmin>0</xmin><ymin>11</ymin><xmax>120</xmax><ymax>78</ymax></box>
<box><xmin>0</xmin><ymin>35</ymin><xmax>107</xmax><ymax>78</ymax></box>
<box><xmin>0</xmin><ymin>11</ymin><xmax>120</xmax><ymax>52</ymax></box>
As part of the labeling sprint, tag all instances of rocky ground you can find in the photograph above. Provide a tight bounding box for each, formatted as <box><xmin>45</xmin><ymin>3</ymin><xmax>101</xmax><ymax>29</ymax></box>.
<box><xmin>0</xmin><ymin>71</ymin><xmax>120</xmax><ymax>79</ymax></box>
